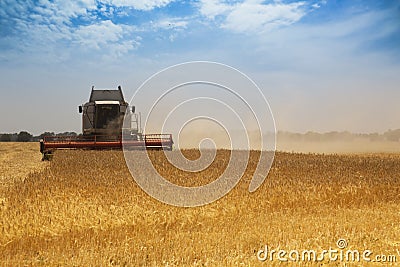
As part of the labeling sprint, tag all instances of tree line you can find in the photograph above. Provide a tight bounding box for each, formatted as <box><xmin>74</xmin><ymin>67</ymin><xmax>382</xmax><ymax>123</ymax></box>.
<box><xmin>0</xmin><ymin>132</ymin><xmax>78</xmax><ymax>142</ymax></box>
<box><xmin>1</xmin><ymin>129</ymin><xmax>400</xmax><ymax>142</ymax></box>
<box><xmin>278</xmin><ymin>129</ymin><xmax>400</xmax><ymax>142</ymax></box>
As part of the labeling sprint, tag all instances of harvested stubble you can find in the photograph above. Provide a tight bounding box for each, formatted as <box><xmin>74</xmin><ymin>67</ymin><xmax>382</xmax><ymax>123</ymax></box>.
<box><xmin>0</xmin><ymin>142</ymin><xmax>47</xmax><ymax>187</ymax></box>
<box><xmin>0</xmin><ymin>146</ymin><xmax>400</xmax><ymax>266</ymax></box>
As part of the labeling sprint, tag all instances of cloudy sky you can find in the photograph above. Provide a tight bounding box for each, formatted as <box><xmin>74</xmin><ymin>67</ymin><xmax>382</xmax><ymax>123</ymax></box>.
<box><xmin>0</xmin><ymin>0</ymin><xmax>399</xmax><ymax>135</ymax></box>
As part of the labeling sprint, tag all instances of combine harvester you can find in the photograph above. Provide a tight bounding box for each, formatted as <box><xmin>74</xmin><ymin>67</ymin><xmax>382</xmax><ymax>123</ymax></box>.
<box><xmin>40</xmin><ymin>86</ymin><xmax>173</xmax><ymax>160</ymax></box>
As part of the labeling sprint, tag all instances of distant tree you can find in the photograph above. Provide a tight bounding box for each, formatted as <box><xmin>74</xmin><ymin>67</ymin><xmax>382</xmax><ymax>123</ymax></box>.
<box><xmin>365</xmin><ymin>133</ymin><xmax>382</xmax><ymax>142</ymax></box>
<box><xmin>340</xmin><ymin>131</ymin><xmax>355</xmax><ymax>142</ymax></box>
<box><xmin>304</xmin><ymin>131</ymin><xmax>322</xmax><ymax>142</ymax></box>
<box><xmin>0</xmin><ymin>134</ymin><xmax>11</xmax><ymax>142</ymax></box>
<box><xmin>10</xmin><ymin>133</ymin><xmax>18</xmax><ymax>141</ymax></box>
<box><xmin>278</xmin><ymin>131</ymin><xmax>304</xmax><ymax>142</ymax></box>
<box><xmin>384</xmin><ymin>129</ymin><xmax>400</xmax><ymax>142</ymax></box>
<box><xmin>56</xmin><ymin>132</ymin><xmax>77</xmax><ymax>137</ymax></box>
<box><xmin>17</xmin><ymin>131</ymin><xmax>33</xmax><ymax>142</ymax></box>
<box><xmin>39</xmin><ymin>132</ymin><xmax>55</xmax><ymax>139</ymax></box>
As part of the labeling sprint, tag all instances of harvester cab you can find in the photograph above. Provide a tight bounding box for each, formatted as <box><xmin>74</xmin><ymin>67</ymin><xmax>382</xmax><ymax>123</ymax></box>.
<box><xmin>40</xmin><ymin>85</ymin><xmax>173</xmax><ymax>160</ymax></box>
<box><xmin>79</xmin><ymin>85</ymin><xmax>141</xmax><ymax>138</ymax></box>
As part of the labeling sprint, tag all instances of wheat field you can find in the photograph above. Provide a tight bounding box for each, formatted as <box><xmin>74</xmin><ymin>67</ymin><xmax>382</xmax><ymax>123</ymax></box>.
<box><xmin>0</xmin><ymin>143</ymin><xmax>400</xmax><ymax>266</ymax></box>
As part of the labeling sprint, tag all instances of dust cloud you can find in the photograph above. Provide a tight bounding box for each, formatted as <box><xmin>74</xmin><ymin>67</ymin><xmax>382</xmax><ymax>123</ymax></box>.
<box><xmin>176</xmin><ymin>128</ymin><xmax>400</xmax><ymax>154</ymax></box>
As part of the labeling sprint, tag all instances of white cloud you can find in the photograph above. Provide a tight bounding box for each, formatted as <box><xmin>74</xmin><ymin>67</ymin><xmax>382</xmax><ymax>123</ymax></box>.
<box><xmin>100</xmin><ymin>0</ymin><xmax>174</xmax><ymax>11</ymax></box>
<box><xmin>161</xmin><ymin>20</ymin><xmax>187</xmax><ymax>29</ymax></box>
<box><xmin>73</xmin><ymin>20</ymin><xmax>140</xmax><ymax>56</ymax></box>
<box><xmin>224</xmin><ymin>1</ymin><xmax>306</xmax><ymax>33</ymax></box>
<box><xmin>198</xmin><ymin>0</ymin><xmax>309</xmax><ymax>33</ymax></box>
<box><xmin>74</xmin><ymin>20</ymin><xmax>124</xmax><ymax>49</ymax></box>
<box><xmin>312</xmin><ymin>3</ymin><xmax>320</xmax><ymax>9</ymax></box>
<box><xmin>152</xmin><ymin>17</ymin><xmax>188</xmax><ymax>30</ymax></box>
<box><xmin>33</xmin><ymin>0</ymin><xmax>97</xmax><ymax>25</ymax></box>
<box><xmin>0</xmin><ymin>0</ymin><xmax>141</xmax><ymax>61</ymax></box>
<box><xmin>136</xmin><ymin>17</ymin><xmax>190</xmax><ymax>42</ymax></box>
<box><xmin>198</xmin><ymin>0</ymin><xmax>233</xmax><ymax>19</ymax></box>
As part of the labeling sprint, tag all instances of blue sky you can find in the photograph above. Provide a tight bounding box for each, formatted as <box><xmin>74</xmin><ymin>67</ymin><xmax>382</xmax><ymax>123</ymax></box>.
<box><xmin>0</xmin><ymin>0</ymin><xmax>399</xmax><ymax>135</ymax></box>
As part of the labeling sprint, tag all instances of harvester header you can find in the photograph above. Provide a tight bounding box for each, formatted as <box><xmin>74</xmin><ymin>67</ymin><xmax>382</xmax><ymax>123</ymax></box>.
<box><xmin>40</xmin><ymin>85</ymin><xmax>173</xmax><ymax>160</ymax></box>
